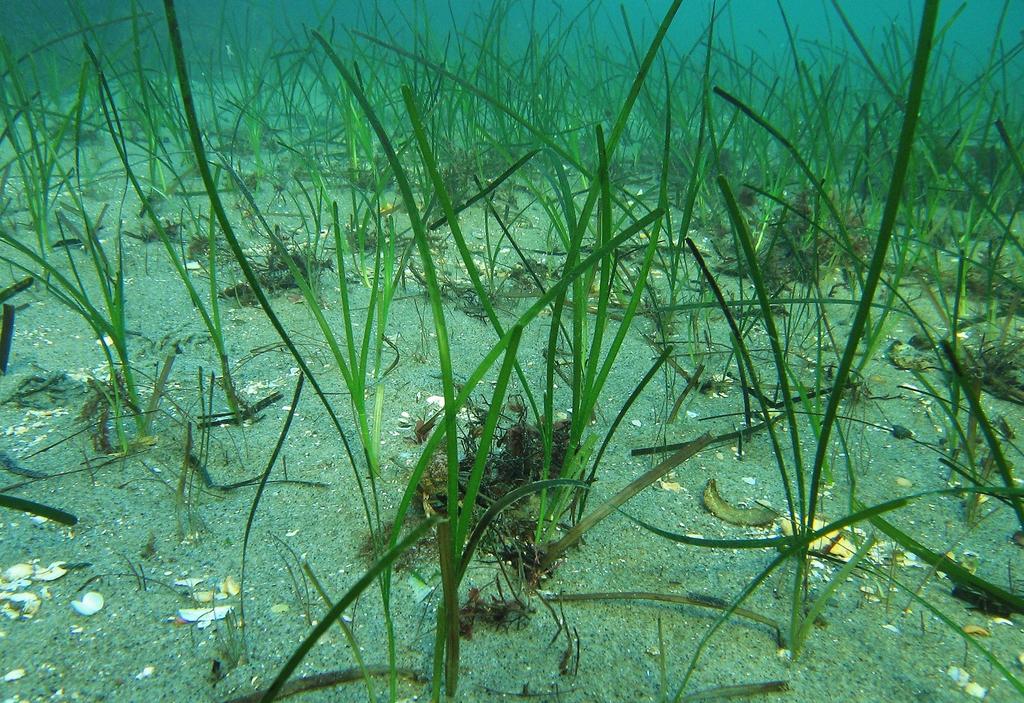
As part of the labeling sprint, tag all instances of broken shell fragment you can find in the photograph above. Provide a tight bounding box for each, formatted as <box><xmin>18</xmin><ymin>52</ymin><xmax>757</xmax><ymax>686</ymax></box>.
<box><xmin>219</xmin><ymin>575</ymin><xmax>240</xmax><ymax>597</ymax></box>
<box><xmin>177</xmin><ymin>605</ymin><xmax>232</xmax><ymax>629</ymax></box>
<box><xmin>4</xmin><ymin>668</ymin><xmax>26</xmax><ymax>682</ymax></box>
<box><xmin>33</xmin><ymin>562</ymin><xmax>68</xmax><ymax>582</ymax></box>
<box><xmin>779</xmin><ymin>516</ymin><xmax>858</xmax><ymax>561</ymax></box>
<box><xmin>947</xmin><ymin>665</ymin><xmax>971</xmax><ymax>687</ymax></box>
<box><xmin>963</xmin><ymin>681</ymin><xmax>987</xmax><ymax>699</ymax></box>
<box><xmin>3</xmin><ymin>563</ymin><xmax>33</xmax><ymax>582</ymax></box>
<box><xmin>71</xmin><ymin>591</ymin><xmax>104</xmax><ymax>616</ymax></box>
<box><xmin>192</xmin><ymin>590</ymin><xmax>215</xmax><ymax>604</ymax></box>
<box><xmin>2</xmin><ymin>592</ymin><xmax>41</xmax><ymax>619</ymax></box>
<box><xmin>174</xmin><ymin>577</ymin><xmax>204</xmax><ymax>589</ymax></box>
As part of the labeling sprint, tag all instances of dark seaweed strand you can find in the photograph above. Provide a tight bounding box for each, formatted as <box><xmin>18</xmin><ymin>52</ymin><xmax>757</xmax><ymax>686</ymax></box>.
<box><xmin>996</xmin><ymin>119</ymin><xmax>1024</xmax><ymax>181</ymax></box>
<box><xmin>220</xmin><ymin>666</ymin><xmax>424</xmax><ymax>703</ymax></box>
<box><xmin>550</xmin><ymin>591</ymin><xmax>782</xmax><ymax>646</ymax></box>
<box><xmin>427</xmin><ymin>148</ymin><xmax>540</xmax><ymax>230</ymax></box>
<box><xmin>159</xmin><ymin>0</ymin><xmax>376</xmax><ymax>529</ymax></box>
<box><xmin>86</xmin><ymin>45</ymin><xmax>245</xmax><ymax>425</ymax></box>
<box><xmin>680</xmin><ymin>680</ymin><xmax>789</xmax><ymax>702</ymax></box>
<box><xmin>0</xmin><ymin>492</ymin><xmax>76</xmax><ymax>525</ymax></box>
<box><xmin>941</xmin><ymin>340</ymin><xmax>1024</xmax><ymax>529</ymax></box>
<box><xmin>0</xmin><ymin>450</ymin><xmax>46</xmax><ymax>479</ymax></box>
<box><xmin>238</xmin><ymin>375</ymin><xmax>304</xmax><ymax>643</ymax></box>
<box><xmin>875</xmin><ymin>565</ymin><xmax>1024</xmax><ymax>698</ymax></box>
<box><xmin>258</xmin><ymin>517</ymin><xmax>440</xmax><ymax>702</ymax></box>
<box><xmin>0</xmin><ymin>277</ymin><xmax>33</xmax><ymax>305</ymax></box>
<box><xmin>807</xmin><ymin>0</ymin><xmax>940</xmax><ymax>522</ymax></box>
<box><xmin>0</xmin><ymin>303</ymin><xmax>14</xmax><ymax>373</ymax></box>
<box><xmin>684</xmin><ymin>239</ymin><xmax>798</xmax><ymax>522</ymax></box>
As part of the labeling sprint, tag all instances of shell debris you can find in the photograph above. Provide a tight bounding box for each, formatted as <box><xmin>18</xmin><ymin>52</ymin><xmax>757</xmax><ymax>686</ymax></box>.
<box><xmin>174</xmin><ymin>577</ymin><xmax>204</xmax><ymax>589</ymax></box>
<box><xmin>778</xmin><ymin>516</ymin><xmax>858</xmax><ymax>561</ymax></box>
<box><xmin>947</xmin><ymin>666</ymin><xmax>971</xmax><ymax>687</ymax></box>
<box><xmin>2</xmin><ymin>563</ymin><xmax>32</xmax><ymax>582</ymax></box>
<box><xmin>192</xmin><ymin>590</ymin><xmax>215</xmax><ymax>604</ymax></box>
<box><xmin>71</xmin><ymin>591</ymin><xmax>104</xmax><ymax>616</ymax></box>
<box><xmin>177</xmin><ymin>605</ymin><xmax>233</xmax><ymax>629</ymax></box>
<box><xmin>3</xmin><ymin>561</ymin><xmax>69</xmax><ymax>594</ymax></box>
<box><xmin>947</xmin><ymin>666</ymin><xmax>988</xmax><ymax>699</ymax></box>
<box><xmin>219</xmin><ymin>575</ymin><xmax>241</xmax><ymax>597</ymax></box>
<box><xmin>1</xmin><ymin>592</ymin><xmax>41</xmax><ymax>619</ymax></box>
<box><xmin>32</xmin><ymin>562</ymin><xmax>68</xmax><ymax>582</ymax></box>
<box><xmin>963</xmin><ymin>681</ymin><xmax>987</xmax><ymax>699</ymax></box>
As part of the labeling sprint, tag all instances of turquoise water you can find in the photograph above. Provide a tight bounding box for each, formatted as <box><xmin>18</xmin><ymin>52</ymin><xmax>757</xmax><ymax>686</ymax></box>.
<box><xmin>2</xmin><ymin>2</ymin><xmax>1023</xmax><ymax>702</ymax></box>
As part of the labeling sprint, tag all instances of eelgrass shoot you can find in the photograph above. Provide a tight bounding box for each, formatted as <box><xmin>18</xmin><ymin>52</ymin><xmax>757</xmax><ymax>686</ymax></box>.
<box><xmin>1</xmin><ymin>1</ymin><xmax>1022</xmax><ymax>701</ymax></box>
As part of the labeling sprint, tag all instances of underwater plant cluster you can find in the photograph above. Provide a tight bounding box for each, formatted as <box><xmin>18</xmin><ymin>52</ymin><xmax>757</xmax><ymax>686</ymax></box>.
<box><xmin>2</xmin><ymin>1</ymin><xmax>1023</xmax><ymax>701</ymax></box>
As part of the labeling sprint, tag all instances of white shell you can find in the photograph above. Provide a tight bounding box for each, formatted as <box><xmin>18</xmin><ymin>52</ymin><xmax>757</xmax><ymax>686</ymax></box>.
<box><xmin>947</xmin><ymin>666</ymin><xmax>971</xmax><ymax>687</ymax></box>
<box><xmin>2</xmin><ymin>592</ymin><xmax>41</xmax><ymax>618</ymax></box>
<box><xmin>33</xmin><ymin>562</ymin><xmax>68</xmax><ymax>582</ymax></box>
<box><xmin>3</xmin><ymin>563</ymin><xmax>33</xmax><ymax>582</ymax></box>
<box><xmin>1</xmin><ymin>576</ymin><xmax>31</xmax><ymax>592</ymax></box>
<box><xmin>177</xmin><ymin>605</ymin><xmax>232</xmax><ymax>629</ymax></box>
<box><xmin>174</xmin><ymin>577</ymin><xmax>204</xmax><ymax>588</ymax></box>
<box><xmin>4</xmin><ymin>668</ymin><xmax>26</xmax><ymax>682</ymax></box>
<box><xmin>71</xmin><ymin>591</ymin><xmax>104</xmax><ymax>616</ymax></box>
